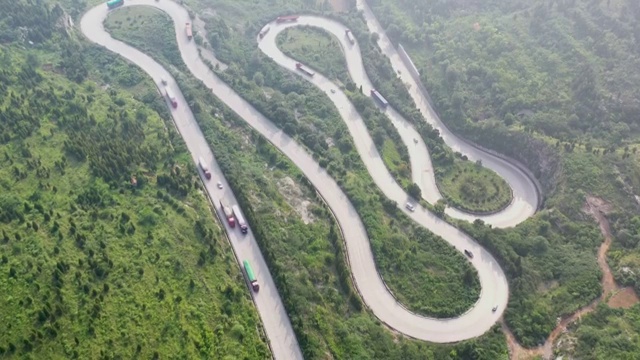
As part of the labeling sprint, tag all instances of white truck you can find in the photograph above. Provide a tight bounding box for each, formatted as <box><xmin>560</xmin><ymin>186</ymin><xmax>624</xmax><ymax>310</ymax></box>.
<box><xmin>231</xmin><ymin>205</ymin><xmax>248</xmax><ymax>234</ymax></box>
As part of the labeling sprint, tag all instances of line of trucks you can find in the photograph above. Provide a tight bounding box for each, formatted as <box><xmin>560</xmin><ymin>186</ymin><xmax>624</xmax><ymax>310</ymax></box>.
<box><xmin>220</xmin><ymin>201</ymin><xmax>249</xmax><ymax>234</ymax></box>
<box><xmin>158</xmin><ymin>76</ymin><xmax>256</xmax><ymax>291</ymax></box>
<box><xmin>200</xmin><ymin>156</ymin><xmax>256</xmax><ymax>291</ymax></box>
<box><xmin>196</xmin><ymin>157</ymin><xmax>249</xmax><ymax>234</ymax></box>
<box><xmin>150</xmin><ymin>50</ymin><xmax>259</xmax><ymax>293</ymax></box>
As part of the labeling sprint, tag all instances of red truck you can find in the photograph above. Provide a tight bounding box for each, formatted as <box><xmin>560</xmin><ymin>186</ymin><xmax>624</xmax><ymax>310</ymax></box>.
<box><xmin>198</xmin><ymin>157</ymin><xmax>211</xmax><ymax>179</ymax></box>
<box><xmin>276</xmin><ymin>15</ymin><xmax>299</xmax><ymax>24</ymax></box>
<box><xmin>220</xmin><ymin>201</ymin><xmax>236</xmax><ymax>228</ymax></box>
<box><xmin>164</xmin><ymin>86</ymin><xmax>177</xmax><ymax>108</ymax></box>
<box><xmin>295</xmin><ymin>63</ymin><xmax>315</xmax><ymax>77</ymax></box>
<box><xmin>345</xmin><ymin>29</ymin><xmax>355</xmax><ymax>45</ymax></box>
<box><xmin>185</xmin><ymin>22</ymin><xmax>193</xmax><ymax>40</ymax></box>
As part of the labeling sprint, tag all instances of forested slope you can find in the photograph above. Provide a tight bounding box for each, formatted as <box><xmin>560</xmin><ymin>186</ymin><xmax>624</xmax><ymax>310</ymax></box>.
<box><xmin>0</xmin><ymin>2</ymin><xmax>270</xmax><ymax>358</ymax></box>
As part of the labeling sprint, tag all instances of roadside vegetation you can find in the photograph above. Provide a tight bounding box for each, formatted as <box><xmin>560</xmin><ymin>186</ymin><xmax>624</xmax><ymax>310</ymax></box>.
<box><xmin>610</xmin><ymin>212</ymin><xmax>640</xmax><ymax>293</ymax></box>
<box><xmin>100</xmin><ymin>3</ymin><xmax>512</xmax><ymax>359</ymax></box>
<box><xmin>560</xmin><ymin>303</ymin><xmax>640</xmax><ymax>359</ymax></box>
<box><xmin>277</xmin><ymin>25</ymin><xmax>512</xmax><ymax>213</ymax></box>
<box><xmin>369</xmin><ymin>0</ymin><xmax>640</xmax><ymax>349</ymax></box>
<box><xmin>0</xmin><ymin>2</ymin><xmax>270</xmax><ymax>358</ymax></box>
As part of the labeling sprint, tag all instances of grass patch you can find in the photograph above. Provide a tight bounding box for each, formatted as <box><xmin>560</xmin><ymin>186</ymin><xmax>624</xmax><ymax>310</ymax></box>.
<box><xmin>277</xmin><ymin>26</ymin><xmax>349</xmax><ymax>81</ymax></box>
<box><xmin>382</xmin><ymin>138</ymin><xmax>411</xmax><ymax>181</ymax></box>
<box><xmin>437</xmin><ymin>161</ymin><xmax>513</xmax><ymax>214</ymax></box>
<box><xmin>105</xmin><ymin>6</ymin><xmax>182</xmax><ymax>68</ymax></box>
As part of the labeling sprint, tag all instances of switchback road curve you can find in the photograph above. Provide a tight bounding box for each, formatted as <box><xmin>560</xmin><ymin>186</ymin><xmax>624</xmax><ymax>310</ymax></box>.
<box><xmin>258</xmin><ymin>17</ymin><xmax>539</xmax><ymax>228</ymax></box>
<box><xmin>81</xmin><ymin>0</ymin><xmax>537</xmax><ymax>355</ymax></box>
<box><xmin>354</xmin><ymin>0</ymin><xmax>542</xmax><ymax>226</ymax></box>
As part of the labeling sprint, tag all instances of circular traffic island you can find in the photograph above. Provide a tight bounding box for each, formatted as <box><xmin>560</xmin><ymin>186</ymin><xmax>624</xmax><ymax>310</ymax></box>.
<box><xmin>438</xmin><ymin>161</ymin><xmax>513</xmax><ymax>214</ymax></box>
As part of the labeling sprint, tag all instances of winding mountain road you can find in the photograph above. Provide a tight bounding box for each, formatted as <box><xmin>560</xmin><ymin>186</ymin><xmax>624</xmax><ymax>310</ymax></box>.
<box><xmin>353</xmin><ymin>0</ymin><xmax>541</xmax><ymax>226</ymax></box>
<box><xmin>259</xmin><ymin>16</ymin><xmax>539</xmax><ymax>228</ymax></box>
<box><xmin>81</xmin><ymin>0</ymin><xmax>540</xmax><ymax>357</ymax></box>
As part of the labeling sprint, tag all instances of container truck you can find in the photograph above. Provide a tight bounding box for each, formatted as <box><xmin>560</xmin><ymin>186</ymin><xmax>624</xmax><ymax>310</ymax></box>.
<box><xmin>243</xmin><ymin>260</ymin><xmax>260</xmax><ymax>292</ymax></box>
<box><xmin>231</xmin><ymin>205</ymin><xmax>248</xmax><ymax>234</ymax></box>
<box><xmin>295</xmin><ymin>63</ymin><xmax>315</xmax><ymax>77</ymax></box>
<box><xmin>185</xmin><ymin>23</ymin><xmax>193</xmax><ymax>40</ymax></box>
<box><xmin>345</xmin><ymin>29</ymin><xmax>355</xmax><ymax>45</ymax></box>
<box><xmin>276</xmin><ymin>15</ymin><xmax>299</xmax><ymax>24</ymax></box>
<box><xmin>370</xmin><ymin>89</ymin><xmax>389</xmax><ymax>108</ymax></box>
<box><xmin>106</xmin><ymin>0</ymin><xmax>124</xmax><ymax>9</ymax></box>
<box><xmin>220</xmin><ymin>201</ymin><xmax>236</xmax><ymax>228</ymax></box>
<box><xmin>258</xmin><ymin>27</ymin><xmax>270</xmax><ymax>39</ymax></box>
<box><xmin>198</xmin><ymin>157</ymin><xmax>211</xmax><ymax>179</ymax></box>
<box><xmin>164</xmin><ymin>86</ymin><xmax>177</xmax><ymax>108</ymax></box>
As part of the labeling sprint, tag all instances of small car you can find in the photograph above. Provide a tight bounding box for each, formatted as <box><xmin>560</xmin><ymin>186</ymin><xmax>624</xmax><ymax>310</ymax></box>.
<box><xmin>464</xmin><ymin>249</ymin><xmax>474</xmax><ymax>258</ymax></box>
<box><xmin>217</xmin><ymin>181</ymin><xmax>223</xmax><ymax>189</ymax></box>
<box><xmin>492</xmin><ymin>305</ymin><xmax>498</xmax><ymax>312</ymax></box>
<box><xmin>160</xmin><ymin>78</ymin><xmax>167</xmax><ymax>85</ymax></box>
<box><xmin>405</xmin><ymin>202</ymin><xmax>415</xmax><ymax>212</ymax></box>
<box><xmin>413</xmin><ymin>138</ymin><xmax>418</xmax><ymax>144</ymax></box>
<box><xmin>330</xmin><ymin>89</ymin><xmax>336</xmax><ymax>94</ymax></box>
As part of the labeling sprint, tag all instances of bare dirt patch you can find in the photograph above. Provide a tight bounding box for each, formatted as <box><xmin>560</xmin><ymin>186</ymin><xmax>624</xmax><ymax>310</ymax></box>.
<box><xmin>608</xmin><ymin>287</ymin><xmax>639</xmax><ymax>309</ymax></box>
<box><xmin>276</xmin><ymin>176</ymin><xmax>316</xmax><ymax>224</ymax></box>
<box><xmin>326</xmin><ymin>0</ymin><xmax>350</xmax><ymax>12</ymax></box>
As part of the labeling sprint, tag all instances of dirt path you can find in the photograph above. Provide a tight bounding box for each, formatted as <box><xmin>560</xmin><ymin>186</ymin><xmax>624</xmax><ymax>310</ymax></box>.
<box><xmin>587</xmin><ymin>196</ymin><xmax>618</xmax><ymax>296</ymax></box>
<box><xmin>503</xmin><ymin>196</ymin><xmax>638</xmax><ymax>360</ymax></box>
